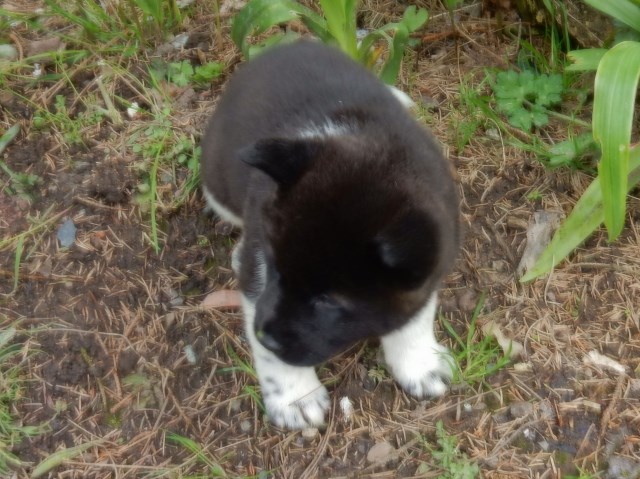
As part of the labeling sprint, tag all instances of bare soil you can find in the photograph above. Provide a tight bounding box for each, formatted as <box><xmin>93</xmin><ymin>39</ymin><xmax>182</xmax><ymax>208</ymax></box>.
<box><xmin>1</xmin><ymin>1</ymin><xmax>640</xmax><ymax>478</ymax></box>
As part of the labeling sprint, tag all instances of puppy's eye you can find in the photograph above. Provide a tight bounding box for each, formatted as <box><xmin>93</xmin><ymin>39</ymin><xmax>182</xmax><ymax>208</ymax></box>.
<box><xmin>313</xmin><ymin>294</ymin><xmax>341</xmax><ymax>309</ymax></box>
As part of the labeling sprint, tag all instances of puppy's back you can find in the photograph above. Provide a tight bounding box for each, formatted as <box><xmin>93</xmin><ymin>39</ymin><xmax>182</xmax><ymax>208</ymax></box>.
<box><xmin>201</xmin><ymin>41</ymin><xmax>411</xmax><ymax>214</ymax></box>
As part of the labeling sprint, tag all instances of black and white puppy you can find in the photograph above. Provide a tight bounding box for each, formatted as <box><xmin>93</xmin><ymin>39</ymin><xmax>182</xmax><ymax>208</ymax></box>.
<box><xmin>200</xmin><ymin>41</ymin><xmax>459</xmax><ymax>429</ymax></box>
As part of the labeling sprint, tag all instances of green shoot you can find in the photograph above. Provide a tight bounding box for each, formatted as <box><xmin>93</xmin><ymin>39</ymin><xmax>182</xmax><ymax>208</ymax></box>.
<box><xmin>166</xmin><ymin>432</ymin><xmax>227</xmax><ymax>477</ymax></box>
<box><xmin>0</xmin><ymin>327</ymin><xmax>48</xmax><ymax>474</ymax></box>
<box><xmin>418</xmin><ymin>421</ymin><xmax>480</xmax><ymax>478</ymax></box>
<box><xmin>440</xmin><ymin>293</ymin><xmax>511</xmax><ymax>386</ymax></box>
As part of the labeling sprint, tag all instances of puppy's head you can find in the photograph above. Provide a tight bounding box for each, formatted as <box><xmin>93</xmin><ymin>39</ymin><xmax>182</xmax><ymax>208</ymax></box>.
<box><xmin>241</xmin><ymin>135</ymin><xmax>453</xmax><ymax>366</ymax></box>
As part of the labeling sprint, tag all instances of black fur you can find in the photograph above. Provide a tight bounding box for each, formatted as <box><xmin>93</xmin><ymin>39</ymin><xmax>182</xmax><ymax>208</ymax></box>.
<box><xmin>201</xmin><ymin>40</ymin><xmax>459</xmax><ymax>366</ymax></box>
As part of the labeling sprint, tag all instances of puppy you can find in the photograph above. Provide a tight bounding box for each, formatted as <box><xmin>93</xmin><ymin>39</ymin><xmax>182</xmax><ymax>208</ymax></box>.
<box><xmin>200</xmin><ymin>41</ymin><xmax>459</xmax><ymax>429</ymax></box>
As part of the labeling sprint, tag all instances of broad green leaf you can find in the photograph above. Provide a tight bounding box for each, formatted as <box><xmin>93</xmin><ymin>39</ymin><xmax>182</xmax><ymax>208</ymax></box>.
<box><xmin>401</xmin><ymin>5</ymin><xmax>429</xmax><ymax>32</ymax></box>
<box><xmin>593</xmin><ymin>41</ymin><xmax>640</xmax><ymax>240</ymax></box>
<box><xmin>582</xmin><ymin>0</ymin><xmax>640</xmax><ymax>34</ymax></box>
<box><xmin>231</xmin><ymin>0</ymin><xmax>300</xmax><ymax>59</ymax></box>
<box><xmin>359</xmin><ymin>6</ymin><xmax>428</xmax><ymax>84</ymax></box>
<box><xmin>566</xmin><ymin>48</ymin><xmax>607</xmax><ymax>71</ymax></box>
<box><xmin>379</xmin><ymin>24</ymin><xmax>409</xmax><ymax>85</ymax></box>
<box><xmin>319</xmin><ymin>0</ymin><xmax>358</xmax><ymax>59</ymax></box>
<box><xmin>520</xmin><ymin>146</ymin><xmax>640</xmax><ymax>282</ymax></box>
<box><xmin>0</xmin><ymin>124</ymin><xmax>20</xmax><ymax>156</ymax></box>
<box><xmin>534</xmin><ymin>73</ymin><xmax>563</xmax><ymax>106</ymax></box>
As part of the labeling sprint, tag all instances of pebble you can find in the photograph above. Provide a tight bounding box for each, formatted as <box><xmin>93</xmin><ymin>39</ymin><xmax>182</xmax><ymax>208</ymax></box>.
<box><xmin>456</xmin><ymin>289</ymin><xmax>477</xmax><ymax>312</ymax></box>
<box><xmin>240</xmin><ymin>420</ymin><xmax>252</xmax><ymax>433</ymax></box>
<box><xmin>509</xmin><ymin>401</ymin><xmax>534</xmax><ymax>418</ymax></box>
<box><xmin>366</xmin><ymin>441</ymin><xmax>395</xmax><ymax>464</ymax></box>
<box><xmin>301</xmin><ymin>428</ymin><xmax>318</xmax><ymax>440</ymax></box>
<box><xmin>229</xmin><ymin>398</ymin><xmax>242</xmax><ymax>413</ymax></box>
<box><xmin>606</xmin><ymin>456</ymin><xmax>640</xmax><ymax>479</ymax></box>
<box><xmin>0</xmin><ymin>44</ymin><xmax>18</xmax><ymax>60</ymax></box>
<box><xmin>628</xmin><ymin>379</ymin><xmax>640</xmax><ymax>398</ymax></box>
<box><xmin>56</xmin><ymin>218</ymin><xmax>77</xmax><ymax>247</ymax></box>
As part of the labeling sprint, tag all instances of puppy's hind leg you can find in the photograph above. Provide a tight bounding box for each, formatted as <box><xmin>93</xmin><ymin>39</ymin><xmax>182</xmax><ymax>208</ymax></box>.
<box><xmin>380</xmin><ymin>293</ymin><xmax>454</xmax><ymax>398</ymax></box>
<box><xmin>240</xmin><ymin>296</ymin><xmax>330</xmax><ymax>429</ymax></box>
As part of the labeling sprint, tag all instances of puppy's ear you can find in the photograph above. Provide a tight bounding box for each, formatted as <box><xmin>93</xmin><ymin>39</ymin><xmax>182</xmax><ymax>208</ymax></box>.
<box><xmin>375</xmin><ymin>210</ymin><xmax>439</xmax><ymax>289</ymax></box>
<box><xmin>239</xmin><ymin>138</ymin><xmax>318</xmax><ymax>188</ymax></box>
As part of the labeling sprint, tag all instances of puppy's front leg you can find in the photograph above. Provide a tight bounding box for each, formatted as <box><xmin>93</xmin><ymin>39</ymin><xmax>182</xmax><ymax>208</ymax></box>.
<box><xmin>241</xmin><ymin>296</ymin><xmax>330</xmax><ymax>429</ymax></box>
<box><xmin>381</xmin><ymin>294</ymin><xmax>453</xmax><ymax>398</ymax></box>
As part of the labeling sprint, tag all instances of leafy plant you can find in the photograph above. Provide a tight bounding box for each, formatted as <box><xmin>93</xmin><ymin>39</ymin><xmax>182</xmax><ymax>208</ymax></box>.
<box><xmin>44</xmin><ymin>0</ymin><xmax>182</xmax><ymax>46</ymax></box>
<box><xmin>231</xmin><ymin>0</ymin><xmax>429</xmax><ymax>84</ymax></box>
<box><xmin>0</xmin><ymin>327</ymin><xmax>48</xmax><ymax>474</ymax></box>
<box><xmin>32</xmin><ymin>94</ymin><xmax>108</xmax><ymax>145</ymax></box>
<box><xmin>441</xmin><ymin>294</ymin><xmax>511</xmax><ymax>386</ymax></box>
<box><xmin>128</xmin><ymin>107</ymin><xmax>201</xmax><ymax>252</ymax></box>
<box><xmin>492</xmin><ymin>70</ymin><xmax>564</xmax><ymax>131</ymax></box>
<box><xmin>522</xmin><ymin>0</ymin><xmax>640</xmax><ymax>280</ymax></box>
<box><xmin>157</xmin><ymin>60</ymin><xmax>224</xmax><ymax>87</ymax></box>
<box><xmin>0</xmin><ymin>125</ymin><xmax>40</xmax><ymax>198</ymax></box>
<box><xmin>419</xmin><ymin>421</ymin><xmax>480</xmax><ymax>479</ymax></box>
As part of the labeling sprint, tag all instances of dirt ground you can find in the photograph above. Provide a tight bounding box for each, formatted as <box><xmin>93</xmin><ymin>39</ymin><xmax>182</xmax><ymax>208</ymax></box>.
<box><xmin>1</xmin><ymin>1</ymin><xmax>640</xmax><ymax>478</ymax></box>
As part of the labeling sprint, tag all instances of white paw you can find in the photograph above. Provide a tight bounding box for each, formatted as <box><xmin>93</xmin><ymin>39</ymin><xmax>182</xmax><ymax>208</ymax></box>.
<box><xmin>380</xmin><ymin>294</ymin><xmax>454</xmax><ymax>399</ymax></box>
<box><xmin>386</xmin><ymin>342</ymin><xmax>454</xmax><ymax>398</ymax></box>
<box><xmin>242</xmin><ymin>294</ymin><xmax>330</xmax><ymax>429</ymax></box>
<box><xmin>260</xmin><ymin>368</ymin><xmax>329</xmax><ymax>429</ymax></box>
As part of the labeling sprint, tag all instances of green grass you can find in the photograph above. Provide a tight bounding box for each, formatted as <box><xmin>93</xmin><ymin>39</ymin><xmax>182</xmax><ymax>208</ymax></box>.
<box><xmin>0</xmin><ymin>326</ymin><xmax>48</xmax><ymax>474</ymax></box>
<box><xmin>441</xmin><ymin>294</ymin><xmax>511</xmax><ymax>388</ymax></box>
<box><xmin>166</xmin><ymin>432</ymin><xmax>227</xmax><ymax>478</ymax></box>
<box><xmin>44</xmin><ymin>0</ymin><xmax>182</xmax><ymax>46</ymax></box>
<box><xmin>417</xmin><ymin>421</ymin><xmax>480</xmax><ymax>478</ymax></box>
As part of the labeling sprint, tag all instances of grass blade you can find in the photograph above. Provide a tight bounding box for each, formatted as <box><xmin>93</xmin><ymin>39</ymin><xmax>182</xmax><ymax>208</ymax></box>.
<box><xmin>12</xmin><ymin>236</ymin><xmax>24</xmax><ymax>292</ymax></box>
<box><xmin>592</xmin><ymin>41</ymin><xmax>640</xmax><ymax>240</ymax></box>
<box><xmin>379</xmin><ymin>24</ymin><xmax>409</xmax><ymax>85</ymax></box>
<box><xmin>0</xmin><ymin>124</ymin><xmax>20</xmax><ymax>156</ymax></box>
<box><xmin>32</xmin><ymin>439</ymin><xmax>105</xmax><ymax>478</ymax></box>
<box><xmin>582</xmin><ymin>0</ymin><xmax>640</xmax><ymax>34</ymax></box>
<box><xmin>566</xmin><ymin>48</ymin><xmax>607</xmax><ymax>71</ymax></box>
<box><xmin>520</xmin><ymin>145</ymin><xmax>640</xmax><ymax>282</ymax></box>
<box><xmin>167</xmin><ymin>432</ymin><xmax>226</xmax><ymax>476</ymax></box>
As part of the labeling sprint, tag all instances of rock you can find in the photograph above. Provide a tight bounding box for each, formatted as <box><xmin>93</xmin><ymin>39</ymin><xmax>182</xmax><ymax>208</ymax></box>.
<box><xmin>509</xmin><ymin>401</ymin><xmax>534</xmax><ymax>418</ymax></box>
<box><xmin>301</xmin><ymin>428</ymin><xmax>318</xmax><ymax>440</ymax></box>
<box><xmin>367</xmin><ymin>441</ymin><xmax>395</xmax><ymax>464</ymax></box>
<box><xmin>240</xmin><ymin>420</ymin><xmax>252</xmax><ymax>433</ymax></box>
<box><xmin>456</xmin><ymin>289</ymin><xmax>477</xmax><ymax>312</ymax></box>
<box><xmin>0</xmin><ymin>44</ymin><xmax>18</xmax><ymax>60</ymax></box>
<box><xmin>27</xmin><ymin>37</ymin><xmax>65</xmax><ymax>57</ymax></box>
<box><xmin>56</xmin><ymin>218</ymin><xmax>77</xmax><ymax>247</ymax></box>
<box><xmin>517</xmin><ymin>210</ymin><xmax>564</xmax><ymax>278</ymax></box>
<box><xmin>606</xmin><ymin>456</ymin><xmax>640</xmax><ymax>479</ymax></box>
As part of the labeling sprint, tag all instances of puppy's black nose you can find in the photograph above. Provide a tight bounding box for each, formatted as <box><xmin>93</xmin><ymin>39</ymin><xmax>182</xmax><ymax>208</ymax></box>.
<box><xmin>256</xmin><ymin>330</ymin><xmax>282</xmax><ymax>353</ymax></box>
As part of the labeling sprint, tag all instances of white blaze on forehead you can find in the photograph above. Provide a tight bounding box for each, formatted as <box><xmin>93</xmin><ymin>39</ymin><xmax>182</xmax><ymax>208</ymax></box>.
<box><xmin>297</xmin><ymin>121</ymin><xmax>349</xmax><ymax>139</ymax></box>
